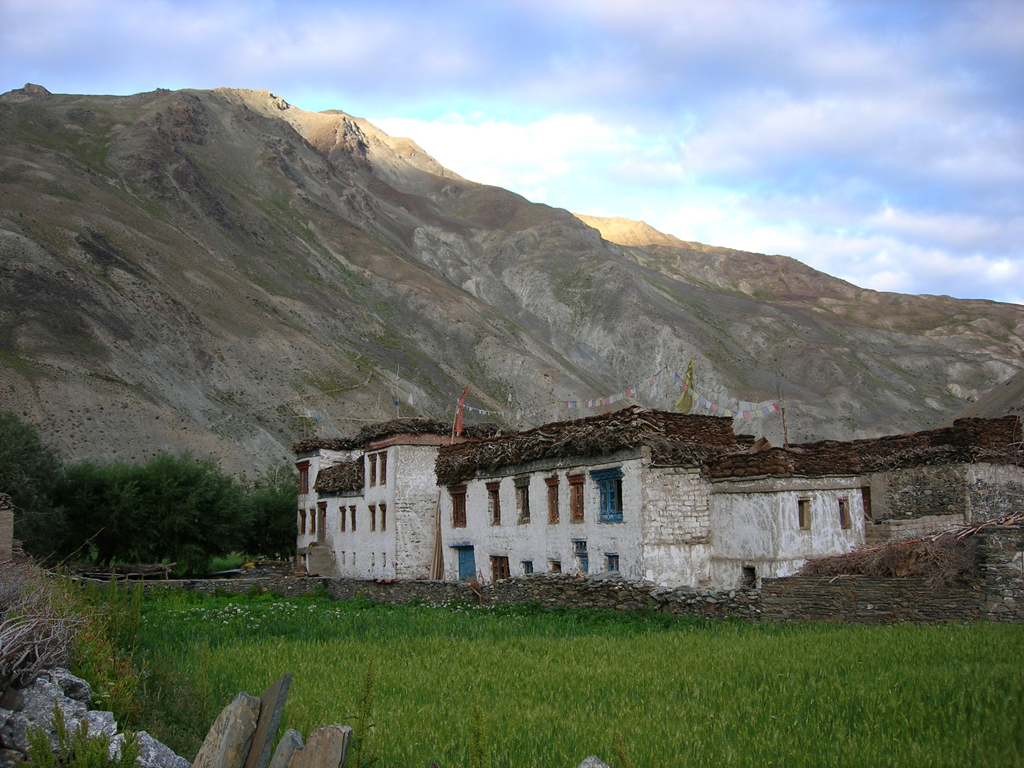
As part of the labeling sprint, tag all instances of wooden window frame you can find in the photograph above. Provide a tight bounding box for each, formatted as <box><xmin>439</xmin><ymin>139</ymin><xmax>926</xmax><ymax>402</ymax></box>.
<box><xmin>487</xmin><ymin>481</ymin><xmax>501</xmax><ymax>526</ymax></box>
<box><xmin>297</xmin><ymin>461</ymin><xmax>310</xmax><ymax>495</ymax></box>
<box><xmin>368</xmin><ymin>454</ymin><xmax>377</xmax><ymax>488</ymax></box>
<box><xmin>515</xmin><ymin>476</ymin><xmax>530</xmax><ymax>524</ymax></box>
<box><xmin>490</xmin><ymin>555</ymin><xmax>510</xmax><ymax>582</ymax></box>
<box><xmin>309</xmin><ymin>507</ymin><xmax>316</xmax><ymax>535</ymax></box>
<box><xmin>378</xmin><ymin>451</ymin><xmax>387</xmax><ymax>486</ymax></box>
<box><xmin>605</xmin><ymin>553</ymin><xmax>619</xmax><ymax>572</ymax></box>
<box><xmin>522</xmin><ymin>560</ymin><xmax>534</xmax><ymax>575</ymax></box>
<box><xmin>549</xmin><ymin>560</ymin><xmax>561</xmax><ymax>573</ymax></box>
<box><xmin>838</xmin><ymin>498</ymin><xmax>850</xmax><ymax>529</ymax></box>
<box><xmin>380</xmin><ymin>502</ymin><xmax>386</xmax><ymax>532</ymax></box>
<box><xmin>370</xmin><ymin>504</ymin><xmax>376</xmax><ymax>532</ymax></box>
<box><xmin>798</xmin><ymin>498</ymin><xmax>811</xmax><ymax>530</ymax></box>
<box><xmin>299</xmin><ymin>508</ymin><xmax>306</xmax><ymax>535</ymax></box>
<box><xmin>592</xmin><ymin>468</ymin><xmax>623</xmax><ymax>523</ymax></box>
<box><xmin>451</xmin><ymin>486</ymin><xmax>467</xmax><ymax>528</ymax></box>
<box><xmin>350</xmin><ymin>506</ymin><xmax>357</xmax><ymax>532</ymax></box>
<box><xmin>568</xmin><ymin>474</ymin><xmax>585</xmax><ymax>523</ymax></box>
<box><xmin>545</xmin><ymin>476</ymin><xmax>560</xmax><ymax>524</ymax></box>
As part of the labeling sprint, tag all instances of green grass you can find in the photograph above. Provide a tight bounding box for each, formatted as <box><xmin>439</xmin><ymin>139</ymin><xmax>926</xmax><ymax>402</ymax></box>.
<box><xmin>135</xmin><ymin>592</ymin><xmax>1024</xmax><ymax>767</ymax></box>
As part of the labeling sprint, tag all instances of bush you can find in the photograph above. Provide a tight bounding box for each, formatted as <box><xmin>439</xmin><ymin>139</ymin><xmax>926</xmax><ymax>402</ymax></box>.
<box><xmin>241</xmin><ymin>464</ymin><xmax>298</xmax><ymax>560</ymax></box>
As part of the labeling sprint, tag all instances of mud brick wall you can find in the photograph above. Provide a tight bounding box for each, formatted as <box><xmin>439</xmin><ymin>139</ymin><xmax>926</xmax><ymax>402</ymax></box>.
<box><xmin>760</xmin><ymin>576</ymin><xmax>985</xmax><ymax>624</ymax></box>
<box><xmin>978</xmin><ymin>527</ymin><xmax>1024</xmax><ymax>622</ymax></box>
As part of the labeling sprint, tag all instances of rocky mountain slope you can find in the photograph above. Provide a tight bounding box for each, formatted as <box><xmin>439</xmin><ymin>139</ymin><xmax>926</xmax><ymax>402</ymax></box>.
<box><xmin>1</xmin><ymin>84</ymin><xmax>1021</xmax><ymax>473</ymax></box>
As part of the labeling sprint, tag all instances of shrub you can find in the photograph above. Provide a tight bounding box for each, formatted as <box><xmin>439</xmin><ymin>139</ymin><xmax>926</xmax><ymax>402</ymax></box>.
<box><xmin>27</xmin><ymin>704</ymin><xmax>139</xmax><ymax>768</ymax></box>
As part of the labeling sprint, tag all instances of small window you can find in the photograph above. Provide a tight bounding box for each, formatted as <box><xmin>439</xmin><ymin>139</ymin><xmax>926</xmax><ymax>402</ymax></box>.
<box><xmin>861</xmin><ymin>486</ymin><xmax>872</xmax><ymax>519</ymax></box>
<box><xmin>549</xmin><ymin>560</ymin><xmax>561</xmax><ymax>573</ymax></box>
<box><xmin>515</xmin><ymin>476</ymin><xmax>531</xmax><ymax>524</ymax></box>
<box><xmin>592</xmin><ymin>468</ymin><xmax>623</xmax><ymax>523</ymax></box>
<box><xmin>573</xmin><ymin>540</ymin><xmax>588</xmax><ymax>574</ymax></box>
<box><xmin>487</xmin><ymin>482</ymin><xmax>501</xmax><ymax>526</ymax></box>
<box><xmin>341</xmin><ymin>551</ymin><xmax>346</xmax><ymax>565</ymax></box>
<box><xmin>568</xmin><ymin>474</ymin><xmax>585</xmax><ymax>522</ymax></box>
<box><xmin>798</xmin><ymin>498</ymin><xmax>811</xmax><ymax>530</ymax></box>
<box><xmin>380</xmin><ymin>503</ymin><xmax>386</xmax><ymax>532</ymax></box>
<box><xmin>368</xmin><ymin>454</ymin><xmax>377</xmax><ymax>487</ymax></box>
<box><xmin>370</xmin><ymin>505</ymin><xmax>376</xmax><ymax>531</ymax></box>
<box><xmin>309</xmin><ymin>507</ymin><xmax>316</xmax><ymax>534</ymax></box>
<box><xmin>299</xmin><ymin>509</ymin><xmax>307</xmax><ymax>535</ymax></box>
<box><xmin>379</xmin><ymin>452</ymin><xmax>387</xmax><ymax>486</ymax></box>
<box><xmin>742</xmin><ymin>566</ymin><xmax>757</xmax><ymax>588</ymax></box>
<box><xmin>606</xmin><ymin>553</ymin><xmax>619</xmax><ymax>572</ymax></box>
<box><xmin>545</xmin><ymin>476</ymin><xmax>560</xmax><ymax>524</ymax></box>
<box><xmin>838</xmin><ymin>498</ymin><xmax>850</xmax><ymax>529</ymax></box>
<box><xmin>371</xmin><ymin>552</ymin><xmax>375</xmax><ymax>568</ymax></box>
<box><xmin>317</xmin><ymin>502</ymin><xmax>326</xmax><ymax>539</ymax></box>
<box><xmin>297</xmin><ymin>461</ymin><xmax>310</xmax><ymax>495</ymax></box>
<box><xmin>491</xmin><ymin>555</ymin><xmax>510</xmax><ymax>581</ymax></box>
<box><xmin>451</xmin><ymin>486</ymin><xmax>467</xmax><ymax>528</ymax></box>
<box><xmin>522</xmin><ymin>560</ymin><xmax>534</xmax><ymax>575</ymax></box>
<box><xmin>350</xmin><ymin>506</ymin><xmax>357</xmax><ymax>532</ymax></box>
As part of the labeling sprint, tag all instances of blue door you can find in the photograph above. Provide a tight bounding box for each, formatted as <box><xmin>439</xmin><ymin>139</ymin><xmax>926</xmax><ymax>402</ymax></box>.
<box><xmin>457</xmin><ymin>546</ymin><xmax>476</xmax><ymax>580</ymax></box>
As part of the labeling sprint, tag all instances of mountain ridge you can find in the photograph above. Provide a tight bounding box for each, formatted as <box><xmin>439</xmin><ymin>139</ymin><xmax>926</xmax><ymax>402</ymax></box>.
<box><xmin>1</xmin><ymin>84</ymin><xmax>1021</xmax><ymax>473</ymax></box>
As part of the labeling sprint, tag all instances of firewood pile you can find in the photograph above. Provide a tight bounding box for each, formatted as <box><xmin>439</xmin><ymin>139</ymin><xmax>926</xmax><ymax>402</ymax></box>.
<box><xmin>436</xmin><ymin>406</ymin><xmax>739</xmax><ymax>486</ymax></box>
<box><xmin>705</xmin><ymin>415</ymin><xmax>1022</xmax><ymax>480</ymax></box>
<box><xmin>68</xmin><ymin>562</ymin><xmax>175</xmax><ymax>580</ymax></box>
<box><xmin>314</xmin><ymin>459</ymin><xmax>364</xmax><ymax>494</ymax></box>
<box><xmin>799</xmin><ymin>513</ymin><xmax>1024</xmax><ymax>586</ymax></box>
<box><xmin>293</xmin><ymin>417</ymin><xmax>502</xmax><ymax>454</ymax></box>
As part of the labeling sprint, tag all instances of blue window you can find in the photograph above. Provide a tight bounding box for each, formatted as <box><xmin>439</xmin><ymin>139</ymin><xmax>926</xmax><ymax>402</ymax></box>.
<box><xmin>453</xmin><ymin>545</ymin><xmax>476</xmax><ymax>581</ymax></box>
<box><xmin>606</xmin><ymin>553</ymin><xmax>619</xmax><ymax>572</ymax></box>
<box><xmin>591</xmin><ymin>468</ymin><xmax>623</xmax><ymax>523</ymax></box>
<box><xmin>573</xmin><ymin>539</ymin><xmax>588</xmax><ymax>574</ymax></box>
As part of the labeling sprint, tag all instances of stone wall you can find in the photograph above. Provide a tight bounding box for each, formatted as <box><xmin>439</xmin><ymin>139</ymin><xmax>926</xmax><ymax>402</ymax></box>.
<box><xmin>978</xmin><ymin>526</ymin><xmax>1024</xmax><ymax>622</ymax></box>
<box><xmin>759</xmin><ymin>576</ymin><xmax>985</xmax><ymax>624</ymax></box>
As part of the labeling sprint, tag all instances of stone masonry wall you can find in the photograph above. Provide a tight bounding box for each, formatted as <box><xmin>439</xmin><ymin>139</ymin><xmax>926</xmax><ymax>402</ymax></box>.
<box><xmin>978</xmin><ymin>526</ymin><xmax>1024</xmax><ymax>622</ymax></box>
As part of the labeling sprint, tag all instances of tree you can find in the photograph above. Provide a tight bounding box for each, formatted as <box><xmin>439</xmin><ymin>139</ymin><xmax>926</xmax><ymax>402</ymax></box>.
<box><xmin>134</xmin><ymin>453</ymin><xmax>246</xmax><ymax>574</ymax></box>
<box><xmin>55</xmin><ymin>462</ymin><xmax>143</xmax><ymax>566</ymax></box>
<box><xmin>0</xmin><ymin>411</ymin><xmax>67</xmax><ymax>559</ymax></box>
<box><xmin>241</xmin><ymin>464</ymin><xmax>297</xmax><ymax>560</ymax></box>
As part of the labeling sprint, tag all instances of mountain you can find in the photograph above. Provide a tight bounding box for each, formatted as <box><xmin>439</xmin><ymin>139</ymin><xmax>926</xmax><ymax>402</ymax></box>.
<box><xmin>1</xmin><ymin>84</ymin><xmax>1022</xmax><ymax>474</ymax></box>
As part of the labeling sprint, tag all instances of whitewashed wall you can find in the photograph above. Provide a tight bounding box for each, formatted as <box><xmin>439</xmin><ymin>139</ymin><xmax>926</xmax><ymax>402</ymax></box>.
<box><xmin>708</xmin><ymin>476</ymin><xmax>865</xmax><ymax>588</ymax></box>
<box><xmin>439</xmin><ymin>457</ymin><xmax>646</xmax><ymax>583</ymax></box>
<box><xmin>640</xmin><ymin>466</ymin><xmax>713</xmax><ymax>587</ymax></box>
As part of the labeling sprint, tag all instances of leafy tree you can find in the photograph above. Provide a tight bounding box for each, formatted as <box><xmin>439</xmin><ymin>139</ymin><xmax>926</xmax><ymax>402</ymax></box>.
<box><xmin>242</xmin><ymin>464</ymin><xmax>297</xmax><ymax>560</ymax></box>
<box><xmin>55</xmin><ymin>462</ymin><xmax>143</xmax><ymax>566</ymax></box>
<box><xmin>134</xmin><ymin>453</ymin><xmax>246</xmax><ymax>574</ymax></box>
<box><xmin>0</xmin><ymin>411</ymin><xmax>67</xmax><ymax>559</ymax></box>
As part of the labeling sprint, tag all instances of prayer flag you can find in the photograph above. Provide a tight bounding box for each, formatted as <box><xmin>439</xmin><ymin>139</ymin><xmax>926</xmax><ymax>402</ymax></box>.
<box><xmin>675</xmin><ymin>358</ymin><xmax>694</xmax><ymax>414</ymax></box>
<box><xmin>454</xmin><ymin>385</ymin><xmax>469</xmax><ymax>436</ymax></box>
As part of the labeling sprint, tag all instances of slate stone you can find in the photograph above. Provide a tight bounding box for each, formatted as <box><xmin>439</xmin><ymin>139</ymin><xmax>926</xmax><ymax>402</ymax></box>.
<box><xmin>0</xmin><ymin>676</ymin><xmax>88</xmax><ymax>752</ymax></box>
<box><xmin>47</xmin><ymin>669</ymin><xmax>93</xmax><ymax>705</ymax></box>
<box><xmin>288</xmin><ymin>725</ymin><xmax>351</xmax><ymax>768</ymax></box>
<box><xmin>111</xmin><ymin>731</ymin><xmax>191</xmax><ymax>768</ymax></box>
<box><xmin>267</xmin><ymin>729</ymin><xmax>303</xmax><ymax>768</ymax></box>
<box><xmin>243</xmin><ymin>673</ymin><xmax>293</xmax><ymax>768</ymax></box>
<box><xmin>0</xmin><ymin>748</ymin><xmax>21</xmax><ymax>768</ymax></box>
<box><xmin>577</xmin><ymin>757</ymin><xmax>610</xmax><ymax>768</ymax></box>
<box><xmin>191</xmin><ymin>692</ymin><xmax>261</xmax><ymax>768</ymax></box>
<box><xmin>84</xmin><ymin>709</ymin><xmax>118</xmax><ymax>739</ymax></box>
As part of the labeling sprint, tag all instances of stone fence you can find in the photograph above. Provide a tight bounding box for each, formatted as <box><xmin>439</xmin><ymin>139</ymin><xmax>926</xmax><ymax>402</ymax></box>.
<box><xmin>134</xmin><ymin>526</ymin><xmax>1024</xmax><ymax>625</ymax></box>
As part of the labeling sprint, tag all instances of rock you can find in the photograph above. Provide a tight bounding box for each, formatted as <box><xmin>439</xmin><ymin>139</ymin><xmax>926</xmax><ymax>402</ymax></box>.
<box><xmin>0</xmin><ymin>748</ymin><xmax>22</xmax><ymax>768</ymax></box>
<box><xmin>267</xmin><ymin>729</ymin><xmax>303</xmax><ymax>768</ymax></box>
<box><xmin>111</xmin><ymin>731</ymin><xmax>191</xmax><ymax>768</ymax></box>
<box><xmin>0</xmin><ymin>676</ymin><xmax>88</xmax><ymax>753</ymax></box>
<box><xmin>577</xmin><ymin>757</ymin><xmax>611</xmax><ymax>768</ymax></box>
<box><xmin>243</xmin><ymin>673</ymin><xmax>292</xmax><ymax>768</ymax></box>
<box><xmin>192</xmin><ymin>692</ymin><xmax>261</xmax><ymax>768</ymax></box>
<box><xmin>47</xmin><ymin>669</ymin><xmax>93</xmax><ymax>705</ymax></box>
<box><xmin>288</xmin><ymin>725</ymin><xmax>351</xmax><ymax>768</ymax></box>
<box><xmin>0</xmin><ymin>690</ymin><xmax>22</xmax><ymax>712</ymax></box>
<box><xmin>84</xmin><ymin>709</ymin><xmax>118</xmax><ymax>740</ymax></box>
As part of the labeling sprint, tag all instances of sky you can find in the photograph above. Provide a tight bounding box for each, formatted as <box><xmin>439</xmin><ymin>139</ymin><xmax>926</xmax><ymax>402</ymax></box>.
<box><xmin>2</xmin><ymin>0</ymin><xmax>1022</xmax><ymax>303</ymax></box>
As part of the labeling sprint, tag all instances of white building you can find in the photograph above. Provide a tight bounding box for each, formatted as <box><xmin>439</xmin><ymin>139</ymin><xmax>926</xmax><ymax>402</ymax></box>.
<box><xmin>296</xmin><ymin>408</ymin><xmax>1024</xmax><ymax>589</ymax></box>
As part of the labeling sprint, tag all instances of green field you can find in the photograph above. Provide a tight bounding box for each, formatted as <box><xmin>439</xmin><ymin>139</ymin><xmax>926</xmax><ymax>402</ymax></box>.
<box><xmin>135</xmin><ymin>591</ymin><xmax>1024</xmax><ymax>768</ymax></box>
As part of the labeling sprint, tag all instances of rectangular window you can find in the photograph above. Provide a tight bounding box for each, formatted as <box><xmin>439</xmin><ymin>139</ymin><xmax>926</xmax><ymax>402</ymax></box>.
<box><xmin>451</xmin><ymin>486</ymin><xmax>467</xmax><ymax>528</ymax></box>
<box><xmin>568</xmin><ymin>474</ymin><xmax>585</xmax><ymax>522</ymax></box>
<box><xmin>297</xmin><ymin>461</ymin><xmax>310</xmax><ymax>495</ymax></box>
<box><xmin>299</xmin><ymin>509</ymin><xmax>306</xmax><ymax>535</ymax></box>
<box><xmin>350</xmin><ymin>506</ymin><xmax>357</xmax><ymax>532</ymax></box>
<box><xmin>379</xmin><ymin>451</ymin><xmax>387</xmax><ymax>485</ymax></box>
<box><xmin>341</xmin><ymin>551</ymin><xmax>346</xmax><ymax>565</ymax></box>
<box><xmin>742</xmin><ymin>566</ymin><xmax>757</xmax><ymax>588</ymax></box>
<box><xmin>838</xmin><ymin>498</ymin><xmax>850</xmax><ymax>529</ymax></box>
<box><xmin>861</xmin><ymin>486</ymin><xmax>872</xmax><ymax>519</ymax></box>
<box><xmin>515</xmin><ymin>476</ymin><xmax>530</xmax><ymax>524</ymax></box>
<box><xmin>487</xmin><ymin>481</ymin><xmax>501</xmax><ymax>525</ymax></box>
<box><xmin>606</xmin><ymin>553</ymin><xmax>619</xmax><ymax>572</ymax></box>
<box><xmin>545</xmin><ymin>476</ymin><xmax>560</xmax><ymax>524</ymax></box>
<box><xmin>522</xmin><ymin>560</ymin><xmax>534</xmax><ymax>575</ymax></box>
<box><xmin>368</xmin><ymin>454</ymin><xmax>377</xmax><ymax>487</ymax></box>
<box><xmin>317</xmin><ymin>502</ymin><xmax>326</xmax><ymax>541</ymax></box>
<box><xmin>798</xmin><ymin>498</ymin><xmax>811</xmax><ymax>530</ymax></box>
<box><xmin>592</xmin><ymin>468</ymin><xmax>623</xmax><ymax>523</ymax></box>
<box><xmin>549</xmin><ymin>560</ymin><xmax>561</xmax><ymax>573</ymax></box>
<box><xmin>309</xmin><ymin>508</ymin><xmax>316</xmax><ymax>534</ymax></box>
<box><xmin>370</xmin><ymin>505</ymin><xmax>376</xmax><ymax>531</ymax></box>
<box><xmin>491</xmin><ymin>555</ymin><xmax>510</xmax><ymax>582</ymax></box>
<box><xmin>380</xmin><ymin>503</ymin><xmax>386</xmax><ymax>532</ymax></box>
<box><xmin>573</xmin><ymin>539</ymin><xmax>588</xmax><ymax>574</ymax></box>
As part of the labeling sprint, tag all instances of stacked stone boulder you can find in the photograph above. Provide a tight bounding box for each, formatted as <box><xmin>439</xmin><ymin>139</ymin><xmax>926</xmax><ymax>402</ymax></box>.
<box><xmin>0</xmin><ymin>668</ymin><xmax>187</xmax><ymax>768</ymax></box>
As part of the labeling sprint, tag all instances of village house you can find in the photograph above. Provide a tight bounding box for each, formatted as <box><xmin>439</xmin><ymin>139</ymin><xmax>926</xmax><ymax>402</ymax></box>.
<box><xmin>295</xmin><ymin>407</ymin><xmax>1024</xmax><ymax>589</ymax></box>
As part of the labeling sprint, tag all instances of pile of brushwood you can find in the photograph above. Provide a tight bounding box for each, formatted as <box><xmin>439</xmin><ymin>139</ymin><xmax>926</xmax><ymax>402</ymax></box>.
<box><xmin>799</xmin><ymin>514</ymin><xmax>1024</xmax><ymax>586</ymax></box>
